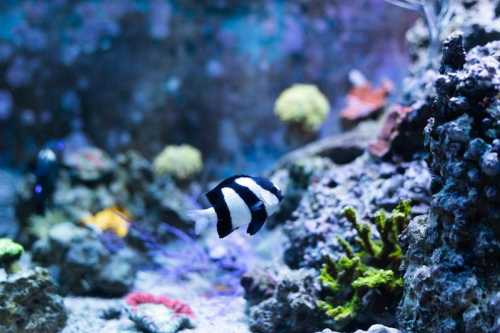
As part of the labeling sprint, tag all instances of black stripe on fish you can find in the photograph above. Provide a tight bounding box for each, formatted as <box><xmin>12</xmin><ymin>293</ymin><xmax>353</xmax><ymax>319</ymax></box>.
<box><xmin>253</xmin><ymin>176</ymin><xmax>283</xmax><ymax>201</ymax></box>
<box><xmin>229</xmin><ymin>182</ymin><xmax>268</xmax><ymax>235</ymax></box>
<box><xmin>206</xmin><ymin>184</ymin><xmax>233</xmax><ymax>238</ymax></box>
<box><xmin>246</xmin><ymin>201</ymin><xmax>267</xmax><ymax>235</ymax></box>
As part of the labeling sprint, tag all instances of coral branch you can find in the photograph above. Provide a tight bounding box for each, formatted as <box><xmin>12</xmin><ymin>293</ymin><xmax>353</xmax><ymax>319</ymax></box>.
<box><xmin>317</xmin><ymin>202</ymin><xmax>411</xmax><ymax>330</ymax></box>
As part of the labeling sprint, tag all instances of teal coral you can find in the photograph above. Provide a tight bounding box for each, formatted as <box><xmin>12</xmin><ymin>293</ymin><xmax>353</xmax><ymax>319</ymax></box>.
<box><xmin>153</xmin><ymin>144</ymin><xmax>203</xmax><ymax>181</ymax></box>
<box><xmin>317</xmin><ymin>201</ymin><xmax>410</xmax><ymax>329</ymax></box>
<box><xmin>0</xmin><ymin>238</ymin><xmax>24</xmax><ymax>273</ymax></box>
<box><xmin>274</xmin><ymin>84</ymin><xmax>330</xmax><ymax>132</ymax></box>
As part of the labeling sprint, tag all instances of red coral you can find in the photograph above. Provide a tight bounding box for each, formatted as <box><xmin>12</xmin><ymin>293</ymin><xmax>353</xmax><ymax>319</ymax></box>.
<box><xmin>368</xmin><ymin>105</ymin><xmax>413</xmax><ymax>158</ymax></box>
<box><xmin>340</xmin><ymin>80</ymin><xmax>393</xmax><ymax>129</ymax></box>
<box><xmin>125</xmin><ymin>292</ymin><xmax>194</xmax><ymax>317</ymax></box>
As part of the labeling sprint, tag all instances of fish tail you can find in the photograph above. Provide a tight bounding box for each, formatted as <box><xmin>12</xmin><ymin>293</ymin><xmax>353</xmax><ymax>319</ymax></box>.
<box><xmin>186</xmin><ymin>208</ymin><xmax>217</xmax><ymax>235</ymax></box>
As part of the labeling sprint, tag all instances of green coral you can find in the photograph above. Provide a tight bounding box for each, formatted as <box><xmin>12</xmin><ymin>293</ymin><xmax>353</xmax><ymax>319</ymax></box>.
<box><xmin>274</xmin><ymin>84</ymin><xmax>330</xmax><ymax>132</ymax></box>
<box><xmin>317</xmin><ymin>201</ymin><xmax>411</xmax><ymax>329</ymax></box>
<box><xmin>28</xmin><ymin>210</ymin><xmax>67</xmax><ymax>240</ymax></box>
<box><xmin>0</xmin><ymin>238</ymin><xmax>24</xmax><ymax>274</ymax></box>
<box><xmin>153</xmin><ymin>144</ymin><xmax>203</xmax><ymax>181</ymax></box>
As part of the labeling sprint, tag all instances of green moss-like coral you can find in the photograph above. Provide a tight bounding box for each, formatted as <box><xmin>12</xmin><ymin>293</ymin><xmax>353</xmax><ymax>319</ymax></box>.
<box><xmin>28</xmin><ymin>210</ymin><xmax>67</xmax><ymax>240</ymax></box>
<box><xmin>153</xmin><ymin>144</ymin><xmax>203</xmax><ymax>181</ymax></box>
<box><xmin>274</xmin><ymin>84</ymin><xmax>330</xmax><ymax>132</ymax></box>
<box><xmin>0</xmin><ymin>238</ymin><xmax>24</xmax><ymax>273</ymax></box>
<box><xmin>317</xmin><ymin>201</ymin><xmax>410</xmax><ymax>329</ymax></box>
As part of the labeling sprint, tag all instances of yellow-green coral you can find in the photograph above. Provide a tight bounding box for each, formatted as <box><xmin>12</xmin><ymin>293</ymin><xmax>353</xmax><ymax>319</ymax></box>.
<box><xmin>274</xmin><ymin>84</ymin><xmax>330</xmax><ymax>132</ymax></box>
<box><xmin>82</xmin><ymin>207</ymin><xmax>131</xmax><ymax>237</ymax></box>
<box><xmin>153</xmin><ymin>144</ymin><xmax>203</xmax><ymax>181</ymax></box>
<box><xmin>0</xmin><ymin>238</ymin><xmax>24</xmax><ymax>273</ymax></box>
<box><xmin>28</xmin><ymin>210</ymin><xmax>67</xmax><ymax>240</ymax></box>
<box><xmin>317</xmin><ymin>201</ymin><xmax>411</xmax><ymax>329</ymax></box>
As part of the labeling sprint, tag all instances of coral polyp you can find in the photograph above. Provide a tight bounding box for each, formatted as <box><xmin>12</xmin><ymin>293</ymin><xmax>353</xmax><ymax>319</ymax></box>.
<box><xmin>274</xmin><ymin>84</ymin><xmax>331</xmax><ymax>133</ymax></box>
<box><xmin>0</xmin><ymin>238</ymin><xmax>24</xmax><ymax>274</ymax></box>
<box><xmin>153</xmin><ymin>144</ymin><xmax>203</xmax><ymax>182</ymax></box>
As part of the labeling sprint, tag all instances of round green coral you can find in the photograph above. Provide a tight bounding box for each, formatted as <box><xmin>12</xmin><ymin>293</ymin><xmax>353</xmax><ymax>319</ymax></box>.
<box><xmin>0</xmin><ymin>238</ymin><xmax>24</xmax><ymax>266</ymax></box>
<box><xmin>274</xmin><ymin>84</ymin><xmax>330</xmax><ymax>132</ymax></box>
<box><xmin>153</xmin><ymin>144</ymin><xmax>203</xmax><ymax>181</ymax></box>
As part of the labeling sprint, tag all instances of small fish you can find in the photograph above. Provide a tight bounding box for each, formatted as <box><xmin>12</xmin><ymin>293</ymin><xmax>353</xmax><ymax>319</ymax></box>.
<box><xmin>188</xmin><ymin>175</ymin><xmax>283</xmax><ymax>238</ymax></box>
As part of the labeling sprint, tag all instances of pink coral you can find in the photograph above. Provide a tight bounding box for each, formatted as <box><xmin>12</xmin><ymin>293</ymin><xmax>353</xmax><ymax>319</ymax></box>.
<box><xmin>125</xmin><ymin>292</ymin><xmax>194</xmax><ymax>317</ymax></box>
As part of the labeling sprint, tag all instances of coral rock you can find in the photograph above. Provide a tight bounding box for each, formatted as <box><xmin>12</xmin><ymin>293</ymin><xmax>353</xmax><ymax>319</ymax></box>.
<box><xmin>368</xmin><ymin>105</ymin><xmax>413</xmax><ymax>158</ymax></box>
<box><xmin>33</xmin><ymin>222</ymin><xmax>136</xmax><ymax>296</ymax></box>
<box><xmin>0</xmin><ymin>267</ymin><xmax>67</xmax><ymax>333</ymax></box>
<box><xmin>128</xmin><ymin>303</ymin><xmax>193</xmax><ymax>333</ymax></box>
<box><xmin>246</xmin><ymin>268</ymin><xmax>324</xmax><ymax>333</ymax></box>
<box><xmin>398</xmin><ymin>39</ymin><xmax>500</xmax><ymax>333</ymax></box>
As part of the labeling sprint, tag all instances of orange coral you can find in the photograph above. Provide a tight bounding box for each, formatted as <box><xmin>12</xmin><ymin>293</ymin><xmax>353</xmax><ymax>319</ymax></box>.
<box><xmin>340</xmin><ymin>80</ymin><xmax>392</xmax><ymax>128</ymax></box>
<box><xmin>82</xmin><ymin>207</ymin><xmax>131</xmax><ymax>237</ymax></box>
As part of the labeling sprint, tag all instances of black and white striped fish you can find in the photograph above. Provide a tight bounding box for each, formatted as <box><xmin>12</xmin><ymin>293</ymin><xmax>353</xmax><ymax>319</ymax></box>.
<box><xmin>188</xmin><ymin>175</ymin><xmax>283</xmax><ymax>238</ymax></box>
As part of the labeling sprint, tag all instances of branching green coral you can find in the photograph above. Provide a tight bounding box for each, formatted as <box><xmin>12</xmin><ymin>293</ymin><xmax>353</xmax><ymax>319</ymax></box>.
<box><xmin>317</xmin><ymin>201</ymin><xmax>411</xmax><ymax>329</ymax></box>
<box><xmin>0</xmin><ymin>238</ymin><xmax>24</xmax><ymax>274</ymax></box>
<box><xmin>153</xmin><ymin>144</ymin><xmax>203</xmax><ymax>181</ymax></box>
<box><xmin>274</xmin><ymin>84</ymin><xmax>330</xmax><ymax>132</ymax></box>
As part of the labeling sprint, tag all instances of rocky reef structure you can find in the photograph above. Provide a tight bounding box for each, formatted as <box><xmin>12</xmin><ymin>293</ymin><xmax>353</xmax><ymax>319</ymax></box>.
<box><xmin>0</xmin><ymin>267</ymin><xmax>67</xmax><ymax>333</ymax></box>
<box><xmin>398</xmin><ymin>36</ymin><xmax>500</xmax><ymax>333</ymax></box>
<box><xmin>317</xmin><ymin>324</ymin><xmax>401</xmax><ymax>333</ymax></box>
<box><xmin>0</xmin><ymin>169</ymin><xmax>20</xmax><ymax>238</ymax></box>
<box><xmin>32</xmin><ymin>222</ymin><xmax>137</xmax><ymax>296</ymax></box>
<box><xmin>16</xmin><ymin>147</ymin><xmax>195</xmax><ymax>241</ymax></box>
<box><xmin>243</xmin><ymin>267</ymin><xmax>325</xmax><ymax>333</ymax></box>
<box><xmin>13</xmin><ymin>146</ymin><xmax>200</xmax><ymax>296</ymax></box>
<box><xmin>377</xmin><ymin>0</ymin><xmax>500</xmax><ymax>161</ymax></box>
<box><xmin>243</xmin><ymin>4</ymin><xmax>500</xmax><ymax>332</ymax></box>
<box><xmin>282</xmin><ymin>155</ymin><xmax>431</xmax><ymax>270</ymax></box>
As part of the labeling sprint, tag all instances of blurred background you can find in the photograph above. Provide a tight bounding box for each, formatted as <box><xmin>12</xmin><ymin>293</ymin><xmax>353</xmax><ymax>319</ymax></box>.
<box><xmin>0</xmin><ymin>0</ymin><xmax>416</xmax><ymax>177</ymax></box>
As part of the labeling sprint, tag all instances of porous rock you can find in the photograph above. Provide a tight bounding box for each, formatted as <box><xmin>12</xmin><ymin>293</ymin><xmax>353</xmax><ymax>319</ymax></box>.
<box><xmin>398</xmin><ymin>39</ymin><xmax>500</xmax><ymax>333</ymax></box>
<box><xmin>0</xmin><ymin>267</ymin><xmax>67</xmax><ymax>333</ymax></box>
<box><xmin>32</xmin><ymin>222</ymin><xmax>136</xmax><ymax>296</ymax></box>
<box><xmin>246</xmin><ymin>268</ymin><xmax>324</xmax><ymax>333</ymax></box>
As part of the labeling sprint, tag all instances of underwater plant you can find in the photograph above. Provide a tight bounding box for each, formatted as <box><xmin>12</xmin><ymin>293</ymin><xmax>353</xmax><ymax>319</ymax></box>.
<box><xmin>317</xmin><ymin>201</ymin><xmax>411</xmax><ymax>330</ymax></box>
<box><xmin>0</xmin><ymin>238</ymin><xmax>24</xmax><ymax>274</ymax></box>
<box><xmin>153</xmin><ymin>144</ymin><xmax>203</xmax><ymax>182</ymax></box>
<box><xmin>82</xmin><ymin>207</ymin><xmax>131</xmax><ymax>237</ymax></box>
<box><xmin>274</xmin><ymin>84</ymin><xmax>330</xmax><ymax>133</ymax></box>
